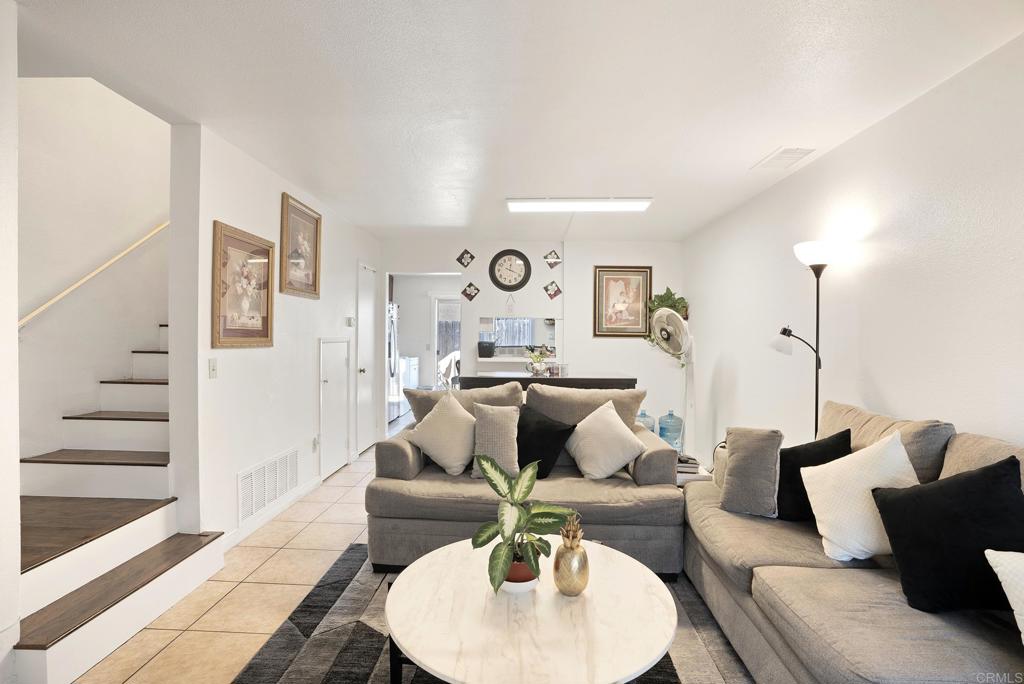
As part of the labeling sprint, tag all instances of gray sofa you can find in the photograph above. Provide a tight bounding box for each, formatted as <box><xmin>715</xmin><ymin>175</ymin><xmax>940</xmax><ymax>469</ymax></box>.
<box><xmin>689</xmin><ymin>400</ymin><xmax>1024</xmax><ymax>683</ymax></box>
<box><xmin>366</xmin><ymin>385</ymin><xmax>685</xmax><ymax>575</ymax></box>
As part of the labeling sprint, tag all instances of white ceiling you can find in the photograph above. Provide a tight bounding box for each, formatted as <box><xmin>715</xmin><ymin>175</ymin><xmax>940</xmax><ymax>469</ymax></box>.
<box><xmin>17</xmin><ymin>1</ymin><xmax>1024</xmax><ymax>241</ymax></box>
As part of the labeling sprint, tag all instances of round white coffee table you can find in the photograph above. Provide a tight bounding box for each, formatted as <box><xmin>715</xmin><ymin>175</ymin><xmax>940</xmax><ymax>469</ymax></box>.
<box><xmin>385</xmin><ymin>535</ymin><xmax>677</xmax><ymax>684</ymax></box>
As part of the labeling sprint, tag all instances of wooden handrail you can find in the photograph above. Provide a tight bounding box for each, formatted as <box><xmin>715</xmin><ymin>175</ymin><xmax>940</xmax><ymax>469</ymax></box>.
<box><xmin>18</xmin><ymin>221</ymin><xmax>170</xmax><ymax>329</ymax></box>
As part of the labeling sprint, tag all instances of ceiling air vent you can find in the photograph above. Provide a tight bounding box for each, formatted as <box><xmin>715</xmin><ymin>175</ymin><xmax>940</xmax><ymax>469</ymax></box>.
<box><xmin>751</xmin><ymin>147</ymin><xmax>816</xmax><ymax>170</ymax></box>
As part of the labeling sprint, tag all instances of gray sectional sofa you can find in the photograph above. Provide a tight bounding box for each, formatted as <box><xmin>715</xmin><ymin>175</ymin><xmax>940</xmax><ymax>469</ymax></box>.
<box><xmin>690</xmin><ymin>400</ymin><xmax>1024</xmax><ymax>683</ymax></box>
<box><xmin>366</xmin><ymin>385</ymin><xmax>685</xmax><ymax>575</ymax></box>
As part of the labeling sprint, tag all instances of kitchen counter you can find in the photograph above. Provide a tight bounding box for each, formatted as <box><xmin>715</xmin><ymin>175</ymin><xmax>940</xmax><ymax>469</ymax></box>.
<box><xmin>460</xmin><ymin>373</ymin><xmax>636</xmax><ymax>390</ymax></box>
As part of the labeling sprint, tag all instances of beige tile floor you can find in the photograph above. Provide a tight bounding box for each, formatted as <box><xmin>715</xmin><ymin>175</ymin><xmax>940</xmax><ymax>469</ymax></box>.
<box><xmin>75</xmin><ymin>448</ymin><xmax>376</xmax><ymax>684</ymax></box>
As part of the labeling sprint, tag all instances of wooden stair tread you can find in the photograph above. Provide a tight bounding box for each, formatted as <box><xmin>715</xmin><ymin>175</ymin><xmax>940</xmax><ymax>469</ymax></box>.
<box><xmin>62</xmin><ymin>410</ymin><xmax>168</xmax><ymax>422</ymax></box>
<box><xmin>21</xmin><ymin>449</ymin><xmax>169</xmax><ymax>467</ymax></box>
<box><xmin>16</xmin><ymin>531</ymin><xmax>222</xmax><ymax>650</ymax></box>
<box><xmin>21</xmin><ymin>496</ymin><xmax>177</xmax><ymax>572</ymax></box>
<box><xmin>99</xmin><ymin>378</ymin><xmax>168</xmax><ymax>385</ymax></box>
<box><xmin>131</xmin><ymin>349</ymin><xmax>167</xmax><ymax>354</ymax></box>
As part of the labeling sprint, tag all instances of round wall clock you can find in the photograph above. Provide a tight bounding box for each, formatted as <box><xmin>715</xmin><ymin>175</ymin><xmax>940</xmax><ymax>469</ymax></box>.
<box><xmin>488</xmin><ymin>249</ymin><xmax>532</xmax><ymax>292</ymax></box>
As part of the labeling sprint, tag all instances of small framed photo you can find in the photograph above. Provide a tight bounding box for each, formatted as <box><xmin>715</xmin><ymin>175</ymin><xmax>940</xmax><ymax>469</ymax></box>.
<box><xmin>280</xmin><ymin>192</ymin><xmax>322</xmax><ymax>298</ymax></box>
<box><xmin>213</xmin><ymin>221</ymin><xmax>275</xmax><ymax>348</ymax></box>
<box><xmin>593</xmin><ymin>266</ymin><xmax>652</xmax><ymax>337</ymax></box>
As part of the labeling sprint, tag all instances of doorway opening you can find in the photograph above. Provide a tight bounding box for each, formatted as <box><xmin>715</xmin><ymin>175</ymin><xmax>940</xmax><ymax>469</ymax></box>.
<box><xmin>386</xmin><ymin>273</ymin><xmax>462</xmax><ymax>435</ymax></box>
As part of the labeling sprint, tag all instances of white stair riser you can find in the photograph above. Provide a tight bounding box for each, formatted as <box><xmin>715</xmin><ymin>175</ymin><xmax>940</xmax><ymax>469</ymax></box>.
<box><xmin>131</xmin><ymin>353</ymin><xmax>167</xmax><ymax>379</ymax></box>
<box><xmin>16</xmin><ymin>536</ymin><xmax>224</xmax><ymax>684</ymax></box>
<box><xmin>158</xmin><ymin>326</ymin><xmax>169</xmax><ymax>351</ymax></box>
<box><xmin>20</xmin><ymin>462</ymin><xmax>170</xmax><ymax>499</ymax></box>
<box><xmin>19</xmin><ymin>503</ymin><xmax>177</xmax><ymax>616</ymax></box>
<box><xmin>100</xmin><ymin>383</ymin><xmax>168</xmax><ymax>412</ymax></box>
<box><xmin>63</xmin><ymin>419</ymin><xmax>169</xmax><ymax>451</ymax></box>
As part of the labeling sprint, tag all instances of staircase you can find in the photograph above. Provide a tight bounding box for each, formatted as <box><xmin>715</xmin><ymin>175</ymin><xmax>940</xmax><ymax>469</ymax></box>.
<box><xmin>15</xmin><ymin>322</ymin><xmax>224</xmax><ymax>684</ymax></box>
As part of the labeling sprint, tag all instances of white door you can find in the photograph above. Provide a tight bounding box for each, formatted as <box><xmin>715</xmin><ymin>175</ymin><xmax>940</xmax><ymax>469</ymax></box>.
<box><xmin>357</xmin><ymin>264</ymin><xmax>378</xmax><ymax>452</ymax></box>
<box><xmin>320</xmin><ymin>339</ymin><xmax>351</xmax><ymax>477</ymax></box>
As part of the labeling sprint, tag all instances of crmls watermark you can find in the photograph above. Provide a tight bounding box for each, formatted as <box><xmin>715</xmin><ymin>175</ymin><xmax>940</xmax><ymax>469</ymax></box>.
<box><xmin>976</xmin><ymin>673</ymin><xmax>1024</xmax><ymax>684</ymax></box>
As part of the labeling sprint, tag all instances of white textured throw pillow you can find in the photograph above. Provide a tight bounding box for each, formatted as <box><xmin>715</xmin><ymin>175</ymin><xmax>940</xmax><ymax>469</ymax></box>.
<box><xmin>985</xmin><ymin>550</ymin><xmax>1024</xmax><ymax>645</ymax></box>
<box><xmin>566</xmin><ymin>400</ymin><xmax>646</xmax><ymax>479</ymax></box>
<box><xmin>405</xmin><ymin>393</ymin><xmax>476</xmax><ymax>476</ymax></box>
<box><xmin>801</xmin><ymin>432</ymin><xmax>919</xmax><ymax>561</ymax></box>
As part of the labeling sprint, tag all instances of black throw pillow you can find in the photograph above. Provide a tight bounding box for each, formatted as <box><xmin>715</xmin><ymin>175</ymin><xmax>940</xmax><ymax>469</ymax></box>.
<box><xmin>872</xmin><ymin>456</ymin><xmax>1024</xmax><ymax>613</ymax></box>
<box><xmin>517</xmin><ymin>405</ymin><xmax>576</xmax><ymax>479</ymax></box>
<box><xmin>776</xmin><ymin>429</ymin><xmax>852</xmax><ymax>521</ymax></box>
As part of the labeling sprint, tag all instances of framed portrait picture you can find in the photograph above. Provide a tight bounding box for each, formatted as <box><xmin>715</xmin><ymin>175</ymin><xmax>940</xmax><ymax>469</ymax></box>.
<box><xmin>280</xmin><ymin>192</ymin><xmax>322</xmax><ymax>298</ymax></box>
<box><xmin>593</xmin><ymin>265</ymin><xmax>652</xmax><ymax>337</ymax></box>
<box><xmin>212</xmin><ymin>221</ymin><xmax>275</xmax><ymax>348</ymax></box>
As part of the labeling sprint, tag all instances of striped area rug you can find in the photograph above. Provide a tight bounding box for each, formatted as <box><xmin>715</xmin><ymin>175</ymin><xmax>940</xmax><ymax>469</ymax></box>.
<box><xmin>233</xmin><ymin>544</ymin><xmax>751</xmax><ymax>684</ymax></box>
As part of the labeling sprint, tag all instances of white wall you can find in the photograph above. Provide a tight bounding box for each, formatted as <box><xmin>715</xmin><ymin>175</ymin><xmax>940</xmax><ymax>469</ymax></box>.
<box><xmin>381</xmin><ymin>239</ymin><xmax>687</xmax><ymax>425</ymax></box>
<box><xmin>681</xmin><ymin>34</ymin><xmax>1024</xmax><ymax>461</ymax></box>
<box><xmin>173</xmin><ymin>126</ymin><xmax>381</xmax><ymax>537</ymax></box>
<box><xmin>391</xmin><ymin>274</ymin><xmax>462</xmax><ymax>387</ymax></box>
<box><xmin>381</xmin><ymin>240</ymin><xmax>563</xmax><ymax>382</ymax></box>
<box><xmin>563</xmin><ymin>241</ymin><xmax>688</xmax><ymax>433</ymax></box>
<box><xmin>0</xmin><ymin>1</ymin><xmax>18</xmax><ymax>677</ymax></box>
<box><xmin>18</xmin><ymin>78</ymin><xmax>169</xmax><ymax>456</ymax></box>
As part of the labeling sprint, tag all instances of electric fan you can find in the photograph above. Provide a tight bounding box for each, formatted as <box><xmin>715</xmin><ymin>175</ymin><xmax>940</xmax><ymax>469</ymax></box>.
<box><xmin>651</xmin><ymin>308</ymin><xmax>692</xmax><ymax>361</ymax></box>
<box><xmin>649</xmin><ymin>307</ymin><xmax>696</xmax><ymax>454</ymax></box>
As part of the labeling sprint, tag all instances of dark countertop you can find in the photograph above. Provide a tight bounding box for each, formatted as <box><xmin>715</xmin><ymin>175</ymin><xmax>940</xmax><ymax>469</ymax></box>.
<box><xmin>460</xmin><ymin>373</ymin><xmax>637</xmax><ymax>390</ymax></box>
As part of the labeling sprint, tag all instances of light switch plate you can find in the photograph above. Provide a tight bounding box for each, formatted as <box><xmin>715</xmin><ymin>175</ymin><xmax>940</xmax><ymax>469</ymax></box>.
<box><xmin>208</xmin><ymin>357</ymin><xmax>218</xmax><ymax>379</ymax></box>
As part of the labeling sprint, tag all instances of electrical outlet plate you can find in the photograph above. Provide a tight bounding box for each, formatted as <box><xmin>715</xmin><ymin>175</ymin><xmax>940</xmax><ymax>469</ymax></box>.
<box><xmin>208</xmin><ymin>358</ymin><xmax>218</xmax><ymax>379</ymax></box>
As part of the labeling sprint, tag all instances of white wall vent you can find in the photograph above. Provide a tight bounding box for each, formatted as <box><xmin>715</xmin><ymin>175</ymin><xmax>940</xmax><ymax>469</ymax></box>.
<box><xmin>238</xmin><ymin>448</ymin><xmax>300</xmax><ymax>524</ymax></box>
<box><xmin>751</xmin><ymin>147</ymin><xmax>816</xmax><ymax>170</ymax></box>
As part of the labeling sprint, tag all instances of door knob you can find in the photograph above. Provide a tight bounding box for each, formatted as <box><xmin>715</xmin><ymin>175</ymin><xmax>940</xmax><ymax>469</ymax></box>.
<box><xmin>322</xmin><ymin>379</ymin><xmax>329</xmax><ymax>384</ymax></box>
<box><xmin>359</xmin><ymin>368</ymin><xmax>367</xmax><ymax>374</ymax></box>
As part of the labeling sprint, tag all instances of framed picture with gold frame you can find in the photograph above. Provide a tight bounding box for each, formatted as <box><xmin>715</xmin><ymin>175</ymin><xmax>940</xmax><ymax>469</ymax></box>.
<box><xmin>280</xmin><ymin>192</ymin><xmax>322</xmax><ymax>298</ymax></box>
<box><xmin>593</xmin><ymin>265</ymin><xmax>652</xmax><ymax>337</ymax></box>
<box><xmin>212</xmin><ymin>221</ymin><xmax>275</xmax><ymax>348</ymax></box>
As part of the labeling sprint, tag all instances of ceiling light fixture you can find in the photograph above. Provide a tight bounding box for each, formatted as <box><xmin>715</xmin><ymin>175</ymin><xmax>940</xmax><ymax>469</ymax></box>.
<box><xmin>506</xmin><ymin>198</ymin><xmax>652</xmax><ymax>213</ymax></box>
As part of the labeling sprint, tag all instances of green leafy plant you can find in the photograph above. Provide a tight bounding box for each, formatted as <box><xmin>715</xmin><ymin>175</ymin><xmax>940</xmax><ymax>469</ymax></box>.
<box><xmin>647</xmin><ymin>286</ymin><xmax>688</xmax><ymax>319</ymax></box>
<box><xmin>472</xmin><ymin>455</ymin><xmax>576</xmax><ymax>592</ymax></box>
<box><xmin>525</xmin><ymin>344</ymin><xmax>554</xmax><ymax>364</ymax></box>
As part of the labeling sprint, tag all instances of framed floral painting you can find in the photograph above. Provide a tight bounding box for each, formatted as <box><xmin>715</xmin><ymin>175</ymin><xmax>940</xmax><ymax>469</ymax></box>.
<box><xmin>593</xmin><ymin>265</ymin><xmax>652</xmax><ymax>337</ymax></box>
<box><xmin>212</xmin><ymin>221</ymin><xmax>275</xmax><ymax>348</ymax></box>
<box><xmin>280</xmin><ymin>192</ymin><xmax>322</xmax><ymax>298</ymax></box>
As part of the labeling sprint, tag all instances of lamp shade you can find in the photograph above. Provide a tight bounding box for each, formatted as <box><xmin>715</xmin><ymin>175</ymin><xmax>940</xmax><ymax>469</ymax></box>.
<box><xmin>770</xmin><ymin>334</ymin><xmax>793</xmax><ymax>355</ymax></box>
<box><xmin>793</xmin><ymin>240</ymin><xmax>835</xmax><ymax>267</ymax></box>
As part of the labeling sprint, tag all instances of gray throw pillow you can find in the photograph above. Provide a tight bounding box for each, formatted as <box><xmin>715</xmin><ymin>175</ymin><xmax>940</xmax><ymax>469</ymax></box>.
<box><xmin>404</xmin><ymin>381</ymin><xmax>522</xmax><ymax>423</ymax></box>
<box><xmin>471</xmin><ymin>403</ymin><xmax>520</xmax><ymax>478</ymax></box>
<box><xmin>524</xmin><ymin>384</ymin><xmax>646</xmax><ymax>429</ymax></box>
<box><xmin>720</xmin><ymin>427</ymin><xmax>784</xmax><ymax>518</ymax></box>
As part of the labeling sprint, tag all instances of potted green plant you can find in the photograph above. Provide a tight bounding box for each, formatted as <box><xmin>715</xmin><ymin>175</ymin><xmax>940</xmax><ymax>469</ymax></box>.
<box><xmin>524</xmin><ymin>344</ymin><xmax>554</xmax><ymax>376</ymax></box>
<box><xmin>471</xmin><ymin>455</ymin><xmax>576</xmax><ymax>593</ymax></box>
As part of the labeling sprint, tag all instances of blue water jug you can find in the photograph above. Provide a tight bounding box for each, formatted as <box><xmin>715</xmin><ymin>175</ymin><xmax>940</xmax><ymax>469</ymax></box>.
<box><xmin>637</xmin><ymin>409</ymin><xmax>656</xmax><ymax>433</ymax></box>
<box><xmin>658</xmin><ymin>409</ymin><xmax>683</xmax><ymax>451</ymax></box>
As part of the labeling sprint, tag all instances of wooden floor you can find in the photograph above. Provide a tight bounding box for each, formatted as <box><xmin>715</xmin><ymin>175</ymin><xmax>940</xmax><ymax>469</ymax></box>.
<box><xmin>17</xmin><ymin>531</ymin><xmax>222</xmax><ymax>650</ymax></box>
<box><xmin>20</xmin><ymin>449</ymin><xmax>169</xmax><ymax>467</ymax></box>
<box><xmin>21</xmin><ymin>496</ymin><xmax>177</xmax><ymax>572</ymax></box>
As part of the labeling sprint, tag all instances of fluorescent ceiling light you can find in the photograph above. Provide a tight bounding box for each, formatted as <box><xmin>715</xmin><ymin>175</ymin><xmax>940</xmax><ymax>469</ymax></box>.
<box><xmin>506</xmin><ymin>198</ymin><xmax>652</xmax><ymax>213</ymax></box>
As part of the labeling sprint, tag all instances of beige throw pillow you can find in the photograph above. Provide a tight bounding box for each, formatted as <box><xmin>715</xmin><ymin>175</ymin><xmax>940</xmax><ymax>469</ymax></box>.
<box><xmin>471</xmin><ymin>403</ymin><xmax>520</xmax><ymax>478</ymax></box>
<box><xmin>720</xmin><ymin>427</ymin><xmax>783</xmax><ymax>518</ymax></box>
<box><xmin>566</xmin><ymin>401</ymin><xmax>646</xmax><ymax>479</ymax></box>
<box><xmin>404</xmin><ymin>381</ymin><xmax>522</xmax><ymax>423</ymax></box>
<box><xmin>405</xmin><ymin>393</ymin><xmax>476</xmax><ymax>476</ymax></box>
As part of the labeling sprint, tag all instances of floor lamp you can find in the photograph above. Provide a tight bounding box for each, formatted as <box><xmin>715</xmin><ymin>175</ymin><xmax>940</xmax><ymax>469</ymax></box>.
<box><xmin>771</xmin><ymin>241</ymin><xmax>833</xmax><ymax>435</ymax></box>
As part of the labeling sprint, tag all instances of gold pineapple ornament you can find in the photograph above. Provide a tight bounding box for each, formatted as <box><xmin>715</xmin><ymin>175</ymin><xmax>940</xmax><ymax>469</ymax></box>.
<box><xmin>554</xmin><ymin>514</ymin><xmax>589</xmax><ymax>596</ymax></box>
